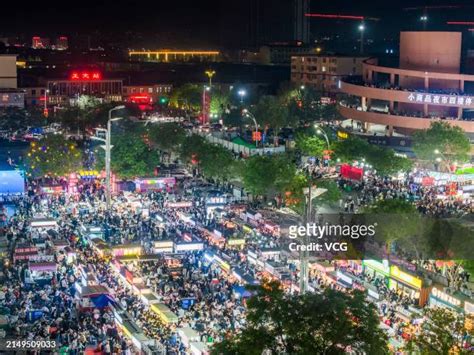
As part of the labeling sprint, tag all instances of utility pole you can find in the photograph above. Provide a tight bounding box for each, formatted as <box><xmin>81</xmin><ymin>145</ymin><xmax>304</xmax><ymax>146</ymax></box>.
<box><xmin>299</xmin><ymin>185</ymin><xmax>327</xmax><ymax>294</ymax></box>
<box><xmin>92</xmin><ymin>105</ymin><xmax>124</xmax><ymax>211</ymax></box>
<box><xmin>299</xmin><ymin>182</ymin><xmax>312</xmax><ymax>293</ymax></box>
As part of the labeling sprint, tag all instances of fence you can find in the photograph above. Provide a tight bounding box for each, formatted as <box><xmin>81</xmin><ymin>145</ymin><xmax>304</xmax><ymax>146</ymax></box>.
<box><xmin>195</xmin><ymin>131</ymin><xmax>286</xmax><ymax>156</ymax></box>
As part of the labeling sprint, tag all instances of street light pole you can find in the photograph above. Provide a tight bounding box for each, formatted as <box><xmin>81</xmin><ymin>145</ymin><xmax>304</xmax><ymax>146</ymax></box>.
<box><xmin>238</xmin><ymin>89</ymin><xmax>246</xmax><ymax>104</ymax></box>
<box><xmin>314</xmin><ymin>124</ymin><xmax>330</xmax><ymax>150</ymax></box>
<box><xmin>299</xmin><ymin>183</ymin><xmax>312</xmax><ymax>294</ymax></box>
<box><xmin>359</xmin><ymin>23</ymin><xmax>365</xmax><ymax>54</ymax></box>
<box><xmin>105</xmin><ymin>105</ymin><xmax>125</xmax><ymax>210</ymax></box>
<box><xmin>243</xmin><ymin>109</ymin><xmax>258</xmax><ymax>148</ymax></box>
<box><xmin>205</xmin><ymin>70</ymin><xmax>216</xmax><ymax>89</ymax></box>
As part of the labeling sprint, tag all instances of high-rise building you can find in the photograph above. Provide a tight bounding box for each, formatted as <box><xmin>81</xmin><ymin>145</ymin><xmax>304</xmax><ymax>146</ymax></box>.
<box><xmin>32</xmin><ymin>36</ymin><xmax>50</xmax><ymax>49</ymax></box>
<box><xmin>0</xmin><ymin>55</ymin><xmax>17</xmax><ymax>88</ymax></box>
<box><xmin>293</xmin><ymin>0</ymin><xmax>309</xmax><ymax>44</ymax></box>
<box><xmin>0</xmin><ymin>54</ymin><xmax>24</xmax><ymax>108</ymax></box>
<box><xmin>55</xmin><ymin>36</ymin><xmax>68</xmax><ymax>50</ymax></box>
<box><xmin>291</xmin><ymin>54</ymin><xmax>368</xmax><ymax>93</ymax></box>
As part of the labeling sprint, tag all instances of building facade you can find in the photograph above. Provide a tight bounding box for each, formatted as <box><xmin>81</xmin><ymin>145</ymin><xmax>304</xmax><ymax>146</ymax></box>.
<box><xmin>0</xmin><ymin>55</ymin><xmax>18</xmax><ymax>88</ymax></box>
<box><xmin>129</xmin><ymin>51</ymin><xmax>220</xmax><ymax>63</ymax></box>
<box><xmin>338</xmin><ymin>32</ymin><xmax>474</xmax><ymax>135</ymax></box>
<box><xmin>23</xmin><ymin>87</ymin><xmax>47</xmax><ymax>107</ymax></box>
<box><xmin>122</xmin><ymin>84</ymin><xmax>172</xmax><ymax>102</ymax></box>
<box><xmin>291</xmin><ymin>55</ymin><xmax>369</xmax><ymax>93</ymax></box>
<box><xmin>0</xmin><ymin>55</ymin><xmax>24</xmax><ymax>108</ymax></box>
<box><xmin>47</xmin><ymin>70</ymin><xmax>122</xmax><ymax>105</ymax></box>
<box><xmin>32</xmin><ymin>37</ymin><xmax>50</xmax><ymax>49</ymax></box>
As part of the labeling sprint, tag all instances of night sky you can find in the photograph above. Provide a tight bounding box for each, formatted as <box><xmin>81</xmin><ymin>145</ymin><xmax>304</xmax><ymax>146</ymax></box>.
<box><xmin>2</xmin><ymin>0</ymin><xmax>474</xmax><ymax>47</ymax></box>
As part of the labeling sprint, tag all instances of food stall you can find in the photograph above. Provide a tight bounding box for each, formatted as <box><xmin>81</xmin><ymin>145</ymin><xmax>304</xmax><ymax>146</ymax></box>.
<box><xmin>213</xmin><ymin>254</ymin><xmax>231</xmax><ymax>274</ymax></box>
<box><xmin>134</xmin><ymin>177</ymin><xmax>176</xmax><ymax>193</ymax></box>
<box><xmin>30</xmin><ymin>218</ymin><xmax>58</xmax><ymax>230</ymax></box>
<box><xmin>76</xmin><ymin>285</ymin><xmax>115</xmax><ymax>312</ymax></box>
<box><xmin>141</xmin><ymin>292</ymin><xmax>161</xmax><ymax>306</ymax></box>
<box><xmin>226</xmin><ymin>237</ymin><xmax>246</xmax><ymax>249</ymax></box>
<box><xmin>111</xmin><ymin>244</ymin><xmax>142</xmax><ymax>257</ymax></box>
<box><xmin>178</xmin><ymin>212</ymin><xmax>196</xmax><ymax>226</ymax></box>
<box><xmin>261</xmin><ymin>222</ymin><xmax>280</xmax><ymax>237</ymax></box>
<box><xmin>27</xmin><ymin>262</ymin><xmax>57</xmax><ymax>285</ymax></box>
<box><xmin>166</xmin><ymin>201</ymin><xmax>193</xmax><ymax>209</ymax></box>
<box><xmin>150</xmin><ymin>303</ymin><xmax>179</xmax><ymax>324</ymax></box>
<box><xmin>207</xmin><ymin>229</ymin><xmax>226</xmax><ymax>249</ymax></box>
<box><xmin>174</xmin><ymin>242</ymin><xmax>204</xmax><ymax>252</ymax></box>
<box><xmin>177</xmin><ymin>327</ymin><xmax>200</xmax><ymax>348</ymax></box>
<box><xmin>153</xmin><ymin>240</ymin><xmax>173</xmax><ymax>253</ymax></box>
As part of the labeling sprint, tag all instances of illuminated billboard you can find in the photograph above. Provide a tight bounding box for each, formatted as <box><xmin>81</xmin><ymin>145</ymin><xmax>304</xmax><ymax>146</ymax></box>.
<box><xmin>0</xmin><ymin>170</ymin><xmax>25</xmax><ymax>194</ymax></box>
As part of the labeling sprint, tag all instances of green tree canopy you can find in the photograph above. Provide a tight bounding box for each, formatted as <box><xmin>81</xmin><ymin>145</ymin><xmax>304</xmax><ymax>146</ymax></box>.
<box><xmin>169</xmin><ymin>83</ymin><xmax>202</xmax><ymax>111</ymax></box>
<box><xmin>210</xmin><ymin>89</ymin><xmax>230</xmax><ymax>117</ymax></box>
<box><xmin>95</xmin><ymin>131</ymin><xmax>159</xmax><ymax>179</ymax></box>
<box><xmin>25</xmin><ymin>134</ymin><xmax>83</xmax><ymax>178</ymax></box>
<box><xmin>413</xmin><ymin>121</ymin><xmax>470</xmax><ymax>171</ymax></box>
<box><xmin>241</xmin><ymin>155</ymin><xmax>296</xmax><ymax>197</ymax></box>
<box><xmin>406</xmin><ymin>307</ymin><xmax>473</xmax><ymax>354</ymax></box>
<box><xmin>333</xmin><ymin>136</ymin><xmax>412</xmax><ymax>176</ymax></box>
<box><xmin>253</xmin><ymin>95</ymin><xmax>289</xmax><ymax>133</ymax></box>
<box><xmin>180</xmin><ymin>134</ymin><xmax>208</xmax><ymax>164</ymax></box>
<box><xmin>199</xmin><ymin>144</ymin><xmax>235</xmax><ymax>181</ymax></box>
<box><xmin>211</xmin><ymin>281</ymin><xmax>389</xmax><ymax>355</ymax></box>
<box><xmin>148</xmin><ymin>122</ymin><xmax>186</xmax><ymax>153</ymax></box>
<box><xmin>295</xmin><ymin>133</ymin><xmax>327</xmax><ymax>157</ymax></box>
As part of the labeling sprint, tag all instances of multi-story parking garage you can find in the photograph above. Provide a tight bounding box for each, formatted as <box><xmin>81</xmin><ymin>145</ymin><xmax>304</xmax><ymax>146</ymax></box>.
<box><xmin>338</xmin><ymin>31</ymin><xmax>474</xmax><ymax>135</ymax></box>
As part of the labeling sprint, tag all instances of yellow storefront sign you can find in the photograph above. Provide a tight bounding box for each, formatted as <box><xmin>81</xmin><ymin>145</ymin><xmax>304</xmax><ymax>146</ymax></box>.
<box><xmin>390</xmin><ymin>266</ymin><xmax>422</xmax><ymax>289</ymax></box>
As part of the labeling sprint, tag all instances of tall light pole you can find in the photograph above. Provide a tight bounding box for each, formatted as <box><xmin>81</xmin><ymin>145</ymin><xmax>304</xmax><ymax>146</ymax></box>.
<box><xmin>43</xmin><ymin>89</ymin><xmax>49</xmax><ymax>117</ymax></box>
<box><xmin>314</xmin><ymin>124</ymin><xmax>330</xmax><ymax>150</ymax></box>
<box><xmin>242</xmin><ymin>109</ymin><xmax>259</xmax><ymax>147</ymax></box>
<box><xmin>238</xmin><ymin>89</ymin><xmax>246</xmax><ymax>104</ymax></box>
<box><xmin>299</xmin><ymin>185</ymin><xmax>327</xmax><ymax>293</ymax></box>
<box><xmin>92</xmin><ymin>105</ymin><xmax>124</xmax><ymax>211</ymax></box>
<box><xmin>205</xmin><ymin>70</ymin><xmax>216</xmax><ymax>88</ymax></box>
<box><xmin>358</xmin><ymin>23</ymin><xmax>365</xmax><ymax>55</ymax></box>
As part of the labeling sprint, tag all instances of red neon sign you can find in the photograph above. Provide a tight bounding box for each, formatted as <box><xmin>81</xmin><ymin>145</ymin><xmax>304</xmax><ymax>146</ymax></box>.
<box><xmin>305</xmin><ymin>13</ymin><xmax>364</xmax><ymax>20</ymax></box>
<box><xmin>69</xmin><ymin>71</ymin><xmax>102</xmax><ymax>81</ymax></box>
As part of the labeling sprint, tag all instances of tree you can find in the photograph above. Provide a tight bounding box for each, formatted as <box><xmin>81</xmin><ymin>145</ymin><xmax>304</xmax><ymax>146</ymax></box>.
<box><xmin>406</xmin><ymin>307</ymin><xmax>473</xmax><ymax>354</ymax></box>
<box><xmin>253</xmin><ymin>95</ymin><xmax>289</xmax><ymax>144</ymax></box>
<box><xmin>295</xmin><ymin>133</ymin><xmax>327</xmax><ymax>157</ymax></box>
<box><xmin>367</xmin><ymin>146</ymin><xmax>413</xmax><ymax>176</ymax></box>
<box><xmin>313</xmin><ymin>179</ymin><xmax>341</xmax><ymax>205</ymax></box>
<box><xmin>241</xmin><ymin>155</ymin><xmax>296</xmax><ymax>198</ymax></box>
<box><xmin>169</xmin><ymin>83</ymin><xmax>202</xmax><ymax>111</ymax></box>
<box><xmin>413</xmin><ymin>121</ymin><xmax>470</xmax><ymax>171</ymax></box>
<box><xmin>25</xmin><ymin>134</ymin><xmax>83</xmax><ymax>178</ymax></box>
<box><xmin>199</xmin><ymin>144</ymin><xmax>235</xmax><ymax>181</ymax></box>
<box><xmin>180</xmin><ymin>134</ymin><xmax>208</xmax><ymax>164</ymax></box>
<box><xmin>95</xmin><ymin>132</ymin><xmax>159</xmax><ymax>179</ymax></box>
<box><xmin>333</xmin><ymin>136</ymin><xmax>371</xmax><ymax>163</ymax></box>
<box><xmin>363</xmin><ymin>199</ymin><xmax>422</xmax><ymax>257</ymax></box>
<box><xmin>223</xmin><ymin>108</ymin><xmax>243</xmax><ymax>129</ymax></box>
<box><xmin>148</xmin><ymin>122</ymin><xmax>186</xmax><ymax>153</ymax></box>
<box><xmin>211</xmin><ymin>281</ymin><xmax>389</xmax><ymax>354</ymax></box>
<box><xmin>333</xmin><ymin>136</ymin><xmax>412</xmax><ymax>176</ymax></box>
<box><xmin>210</xmin><ymin>89</ymin><xmax>230</xmax><ymax>117</ymax></box>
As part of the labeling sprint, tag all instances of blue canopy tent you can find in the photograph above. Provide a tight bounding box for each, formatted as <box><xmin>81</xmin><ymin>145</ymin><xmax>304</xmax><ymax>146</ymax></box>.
<box><xmin>90</xmin><ymin>294</ymin><xmax>115</xmax><ymax>309</ymax></box>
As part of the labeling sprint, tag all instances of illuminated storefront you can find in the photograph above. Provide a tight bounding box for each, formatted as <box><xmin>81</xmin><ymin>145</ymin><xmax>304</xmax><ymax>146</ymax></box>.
<box><xmin>363</xmin><ymin>259</ymin><xmax>390</xmax><ymax>279</ymax></box>
<box><xmin>47</xmin><ymin>70</ymin><xmax>123</xmax><ymax>104</ymax></box>
<box><xmin>389</xmin><ymin>265</ymin><xmax>429</xmax><ymax>306</ymax></box>
<box><xmin>430</xmin><ymin>287</ymin><xmax>474</xmax><ymax>317</ymax></box>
